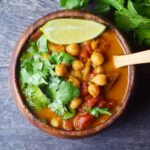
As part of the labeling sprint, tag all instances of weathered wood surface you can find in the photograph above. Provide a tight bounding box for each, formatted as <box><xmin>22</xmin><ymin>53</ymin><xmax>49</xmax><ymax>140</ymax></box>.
<box><xmin>0</xmin><ymin>0</ymin><xmax>150</xmax><ymax>150</ymax></box>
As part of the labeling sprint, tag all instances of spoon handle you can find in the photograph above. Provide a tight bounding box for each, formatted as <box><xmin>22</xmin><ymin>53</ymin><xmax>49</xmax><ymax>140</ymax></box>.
<box><xmin>113</xmin><ymin>50</ymin><xmax>150</xmax><ymax>68</ymax></box>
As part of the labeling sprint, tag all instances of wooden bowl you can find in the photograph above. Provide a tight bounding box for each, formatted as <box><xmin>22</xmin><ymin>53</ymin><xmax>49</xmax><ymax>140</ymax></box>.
<box><xmin>9</xmin><ymin>10</ymin><xmax>135</xmax><ymax>138</ymax></box>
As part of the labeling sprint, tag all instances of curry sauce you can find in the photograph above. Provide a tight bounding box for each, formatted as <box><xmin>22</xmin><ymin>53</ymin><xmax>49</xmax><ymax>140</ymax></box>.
<box><xmin>32</xmin><ymin>30</ymin><xmax>128</xmax><ymax>130</ymax></box>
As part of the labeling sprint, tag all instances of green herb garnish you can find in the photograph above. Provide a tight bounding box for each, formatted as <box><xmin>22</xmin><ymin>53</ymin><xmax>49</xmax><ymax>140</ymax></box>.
<box><xmin>25</xmin><ymin>85</ymin><xmax>51</xmax><ymax>109</ymax></box>
<box><xmin>37</xmin><ymin>35</ymin><xmax>49</xmax><ymax>53</ymax></box>
<box><xmin>20</xmin><ymin>37</ymin><xmax>80</xmax><ymax>119</ymax></box>
<box><xmin>86</xmin><ymin>107</ymin><xmax>112</xmax><ymax>117</ymax></box>
<box><xmin>50</xmin><ymin>52</ymin><xmax>76</xmax><ymax>65</ymax></box>
<box><xmin>60</xmin><ymin>0</ymin><xmax>90</xmax><ymax>9</ymax></box>
<box><xmin>44</xmin><ymin>77</ymin><xmax>80</xmax><ymax>119</ymax></box>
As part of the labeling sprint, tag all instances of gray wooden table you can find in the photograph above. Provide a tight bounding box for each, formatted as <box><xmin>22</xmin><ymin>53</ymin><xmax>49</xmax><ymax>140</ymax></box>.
<box><xmin>0</xmin><ymin>1</ymin><xmax>150</xmax><ymax>150</ymax></box>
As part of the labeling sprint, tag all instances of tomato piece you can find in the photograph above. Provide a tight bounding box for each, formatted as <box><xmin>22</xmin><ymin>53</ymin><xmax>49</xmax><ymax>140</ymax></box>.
<box><xmin>97</xmin><ymin>99</ymin><xmax>107</xmax><ymax>108</ymax></box>
<box><xmin>85</xmin><ymin>96</ymin><xmax>99</xmax><ymax>108</ymax></box>
<box><xmin>48</xmin><ymin>43</ymin><xmax>65</xmax><ymax>52</ymax></box>
<box><xmin>74</xmin><ymin>113</ymin><xmax>94</xmax><ymax>130</ymax></box>
<box><xmin>30</xmin><ymin>30</ymin><xmax>42</xmax><ymax>41</ymax></box>
<box><xmin>106</xmin><ymin>99</ymin><xmax>117</xmax><ymax>109</ymax></box>
<box><xmin>83</xmin><ymin>41</ymin><xmax>93</xmax><ymax>54</ymax></box>
<box><xmin>96</xmin><ymin>37</ymin><xmax>110</xmax><ymax>53</ymax></box>
<box><xmin>80</xmin><ymin>82</ymin><xmax>88</xmax><ymax>96</ymax></box>
<box><xmin>63</xmin><ymin>120</ymin><xmax>73</xmax><ymax>131</ymax></box>
<box><xmin>79</xmin><ymin>50</ymin><xmax>90</xmax><ymax>61</ymax></box>
<box><xmin>98</xmin><ymin>99</ymin><xmax>117</xmax><ymax>109</ymax></box>
<box><xmin>78</xmin><ymin>104</ymin><xmax>87</xmax><ymax>113</ymax></box>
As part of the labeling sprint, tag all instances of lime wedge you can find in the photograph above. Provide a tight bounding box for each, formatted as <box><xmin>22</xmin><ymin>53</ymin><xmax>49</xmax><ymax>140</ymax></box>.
<box><xmin>40</xmin><ymin>18</ymin><xmax>106</xmax><ymax>44</ymax></box>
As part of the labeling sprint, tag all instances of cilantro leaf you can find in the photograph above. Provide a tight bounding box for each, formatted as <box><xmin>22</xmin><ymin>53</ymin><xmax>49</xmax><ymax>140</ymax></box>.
<box><xmin>27</xmin><ymin>41</ymin><xmax>37</xmax><ymax>53</ymax></box>
<box><xmin>115</xmin><ymin>1</ymin><xmax>150</xmax><ymax>32</ymax></box>
<box><xmin>49</xmin><ymin>102</ymin><xmax>75</xmax><ymax>119</ymax></box>
<box><xmin>20</xmin><ymin>52</ymin><xmax>34</xmax><ymax>72</ymax></box>
<box><xmin>60</xmin><ymin>52</ymin><xmax>76</xmax><ymax>64</ymax></box>
<box><xmin>25</xmin><ymin>85</ymin><xmax>51</xmax><ymax>109</ymax></box>
<box><xmin>93</xmin><ymin>0</ymin><xmax>111</xmax><ymax>15</ymax></box>
<box><xmin>20</xmin><ymin>53</ymin><xmax>52</xmax><ymax>86</ymax></box>
<box><xmin>20</xmin><ymin>68</ymin><xmax>47</xmax><ymax>85</ymax></box>
<box><xmin>134</xmin><ymin>0</ymin><xmax>150</xmax><ymax>18</ymax></box>
<box><xmin>104</xmin><ymin>0</ymin><xmax>124</xmax><ymax>11</ymax></box>
<box><xmin>56</xmin><ymin>80</ymin><xmax>80</xmax><ymax>105</ymax></box>
<box><xmin>135</xmin><ymin>23</ymin><xmax>150</xmax><ymax>45</ymax></box>
<box><xmin>63</xmin><ymin>109</ymin><xmax>75</xmax><ymax>120</ymax></box>
<box><xmin>49</xmin><ymin>52</ymin><xmax>62</xmax><ymax>64</ymax></box>
<box><xmin>44</xmin><ymin>77</ymin><xmax>62</xmax><ymax>100</ymax></box>
<box><xmin>49</xmin><ymin>102</ymin><xmax>68</xmax><ymax>116</ymax></box>
<box><xmin>50</xmin><ymin>52</ymin><xmax>76</xmax><ymax>65</ymax></box>
<box><xmin>42</xmin><ymin>59</ymin><xmax>56</xmax><ymax>77</ymax></box>
<box><xmin>37</xmin><ymin>35</ymin><xmax>49</xmax><ymax>53</ymax></box>
<box><xmin>27</xmin><ymin>35</ymin><xmax>49</xmax><ymax>54</ymax></box>
<box><xmin>61</xmin><ymin>0</ymin><xmax>90</xmax><ymax>9</ymax></box>
<box><xmin>86</xmin><ymin>107</ymin><xmax>112</xmax><ymax>117</ymax></box>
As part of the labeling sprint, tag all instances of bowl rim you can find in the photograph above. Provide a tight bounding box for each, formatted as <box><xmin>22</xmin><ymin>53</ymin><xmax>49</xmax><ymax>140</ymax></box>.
<box><xmin>9</xmin><ymin>10</ymin><xmax>135</xmax><ymax>138</ymax></box>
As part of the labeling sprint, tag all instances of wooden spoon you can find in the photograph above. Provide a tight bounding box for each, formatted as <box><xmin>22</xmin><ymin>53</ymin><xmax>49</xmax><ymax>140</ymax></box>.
<box><xmin>113</xmin><ymin>50</ymin><xmax>150</xmax><ymax>68</ymax></box>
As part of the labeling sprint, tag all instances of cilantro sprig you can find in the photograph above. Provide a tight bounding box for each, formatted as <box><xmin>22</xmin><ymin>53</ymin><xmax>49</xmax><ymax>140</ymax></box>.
<box><xmin>86</xmin><ymin>107</ymin><xmax>112</xmax><ymax>117</ymax></box>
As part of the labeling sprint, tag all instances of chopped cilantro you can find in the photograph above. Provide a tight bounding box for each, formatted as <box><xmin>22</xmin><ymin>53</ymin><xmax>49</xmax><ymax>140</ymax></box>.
<box><xmin>20</xmin><ymin>37</ymin><xmax>80</xmax><ymax>119</ymax></box>
<box><xmin>25</xmin><ymin>85</ymin><xmax>51</xmax><ymax>109</ymax></box>
<box><xmin>37</xmin><ymin>35</ymin><xmax>49</xmax><ymax>53</ymax></box>
<box><xmin>49</xmin><ymin>102</ymin><xmax>75</xmax><ymax>119</ymax></box>
<box><xmin>86</xmin><ymin>107</ymin><xmax>112</xmax><ymax>117</ymax></box>
<box><xmin>56</xmin><ymin>80</ymin><xmax>80</xmax><ymax>105</ymax></box>
<box><xmin>50</xmin><ymin>52</ymin><xmax>76</xmax><ymax>65</ymax></box>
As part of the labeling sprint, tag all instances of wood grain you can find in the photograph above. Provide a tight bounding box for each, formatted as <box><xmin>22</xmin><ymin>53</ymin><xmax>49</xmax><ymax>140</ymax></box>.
<box><xmin>1</xmin><ymin>0</ymin><xmax>150</xmax><ymax>150</ymax></box>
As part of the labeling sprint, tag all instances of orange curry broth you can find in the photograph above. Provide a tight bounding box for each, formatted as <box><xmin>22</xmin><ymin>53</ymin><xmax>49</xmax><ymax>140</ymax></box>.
<box><xmin>33</xmin><ymin>30</ymin><xmax>128</xmax><ymax>130</ymax></box>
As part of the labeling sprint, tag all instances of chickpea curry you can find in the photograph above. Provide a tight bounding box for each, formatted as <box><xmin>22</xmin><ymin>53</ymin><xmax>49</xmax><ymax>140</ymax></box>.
<box><xmin>19</xmin><ymin>19</ymin><xmax>128</xmax><ymax>131</ymax></box>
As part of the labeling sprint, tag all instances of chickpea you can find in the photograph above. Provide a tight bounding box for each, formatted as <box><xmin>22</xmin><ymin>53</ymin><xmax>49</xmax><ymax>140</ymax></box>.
<box><xmin>88</xmin><ymin>83</ymin><xmax>100</xmax><ymax>98</ymax></box>
<box><xmin>71</xmin><ymin>70</ymin><xmax>82</xmax><ymax>79</ymax></box>
<box><xmin>72</xmin><ymin>60</ymin><xmax>84</xmax><ymax>71</ymax></box>
<box><xmin>91</xmin><ymin>74</ymin><xmax>107</xmax><ymax>86</ymax></box>
<box><xmin>82</xmin><ymin>58</ymin><xmax>91</xmax><ymax>81</ymax></box>
<box><xmin>91</xmin><ymin>39</ymin><xmax>99</xmax><ymax>50</ymax></box>
<box><xmin>94</xmin><ymin>66</ymin><xmax>104</xmax><ymax>74</ymax></box>
<box><xmin>70</xmin><ymin>98</ymin><xmax>82</xmax><ymax>109</ymax></box>
<box><xmin>69</xmin><ymin>75</ymin><xmax>80</xmax><ymax>88</ymax></box>
<box><xmin>51</xmin><ymin>118</ymin><xmax>60</xmax><ymax>128</ymax></box>
<box><xmin>48</xmin><ymin>43</ymin><xmax>65</xmax><ymax>53</ymax></box>
<box><xmin>91</xmin><ymin>51</ymin><xmax>104</xmax><ymax>66</ymax></box>
<box><xmin>55</xmin><ymin>64</ymin><xmax>67</xmax><ymax>76</ymax></box>
<box><xmin>66</xmin><ymin>44</ymin><xmax>80</xmax><ymax>56</ymax></box>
